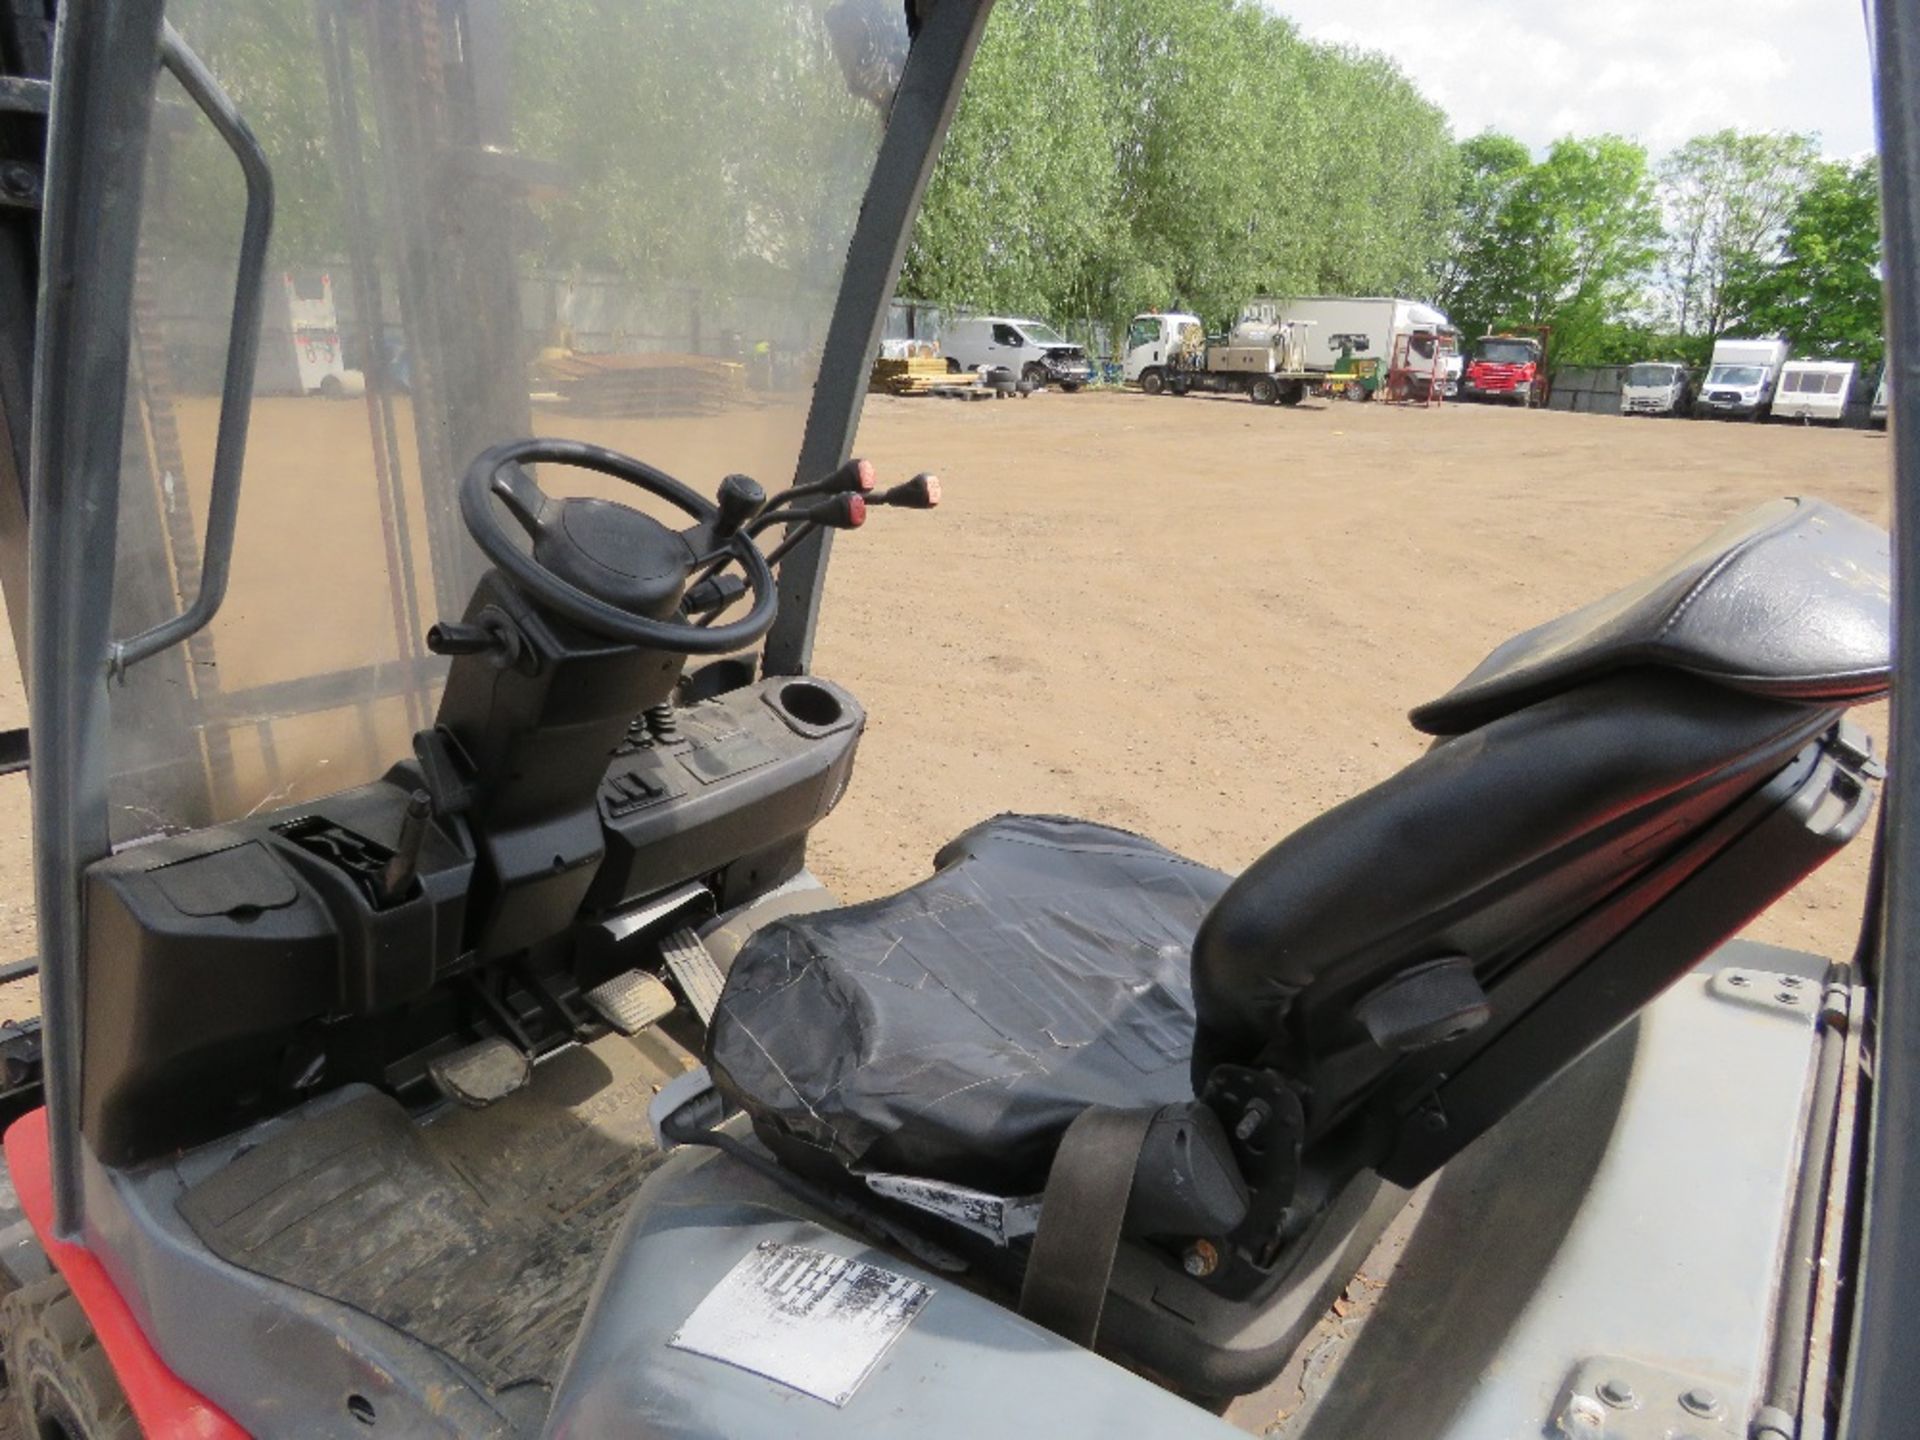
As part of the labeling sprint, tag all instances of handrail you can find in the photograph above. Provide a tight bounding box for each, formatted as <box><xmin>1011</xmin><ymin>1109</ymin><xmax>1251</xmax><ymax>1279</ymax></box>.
<box><xmin>107</xmin><ymin>23</ymin><xmax>273</xmax><ymax>677</ymax></box>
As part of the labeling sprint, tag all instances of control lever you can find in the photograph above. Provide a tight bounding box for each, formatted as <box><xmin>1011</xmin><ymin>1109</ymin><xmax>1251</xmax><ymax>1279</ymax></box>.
<box><xmin>377</xmin><ymin>789</ymin><xmax>433</xmax><ymax>905</ymax></box>
<box><xmin>870</xmin><ymin>472</ymin><xmax>941</xmax><ymax>509</ymax></box>
<box><xmin>712</xmin><ymin>472</ymin><xmax>767</xmax><ymax>541</ymax></box>
<box><xmin>762</xmin><ymin>493</ymin><xmax>867</xmax><ymax>568</ymax></box>
<box><xmin>765</xmin><ymin>457</ymin><xmax>876</xmax><ymax>511</ymax></box>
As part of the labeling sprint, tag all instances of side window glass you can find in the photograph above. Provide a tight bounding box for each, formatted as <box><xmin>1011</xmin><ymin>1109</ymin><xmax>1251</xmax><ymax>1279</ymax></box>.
<box><xmin>992</xmin><ymin>324</ymin><xmax>1020</xmax><ymax>346</ymax></box>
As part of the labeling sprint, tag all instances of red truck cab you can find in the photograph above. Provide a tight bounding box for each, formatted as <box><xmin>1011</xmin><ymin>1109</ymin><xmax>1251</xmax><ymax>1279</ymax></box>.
<box><xmin>1462</xmin><ymin>334</ymin><xmax>1544</xmax><ymax>405</ymax></box>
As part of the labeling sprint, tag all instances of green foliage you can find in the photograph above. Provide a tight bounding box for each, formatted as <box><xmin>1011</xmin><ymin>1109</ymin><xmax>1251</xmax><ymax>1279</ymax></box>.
<box><xmin>901</xmin><ymin>0</ymin><xmax>1456</xmax><ymax>334</ymax></box>
<box><xmin>1724</xmin><ymin>158</ymin><xmax>1884</xmax><ymax>363</ymax></box>
<box><xmin>1446</xmin><ymin>135</ymin><xmax>1662</xmax><ymax>364</ymax></box>
<box><xmin>1658</xmin><ymin>129</ymin><xmax>1819</xmax><ymax>336</ymax></box>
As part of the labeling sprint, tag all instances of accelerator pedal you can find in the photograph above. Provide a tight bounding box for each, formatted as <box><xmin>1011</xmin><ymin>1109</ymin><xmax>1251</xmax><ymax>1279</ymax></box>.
<box><xmin>428</xmin><ymin>1036</ymin><xmax>531</xmax><ymax>1109</ymax></box>
<box><xmin>662</xmin><ymin>927</ymin><xmax>726</xmax><ymax>1025</ymax></box>
<box><xmin>584</xmin><ymin>970</ymin><xmax>678</xmax><ymax>1036</ymax></box>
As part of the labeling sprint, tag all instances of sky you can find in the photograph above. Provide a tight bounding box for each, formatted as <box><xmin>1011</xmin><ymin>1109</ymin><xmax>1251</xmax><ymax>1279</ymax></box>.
<box><xmin>1264</xmin><ymin>1</ymin><xmax>1877</xmax><ymax>160</ymax></box>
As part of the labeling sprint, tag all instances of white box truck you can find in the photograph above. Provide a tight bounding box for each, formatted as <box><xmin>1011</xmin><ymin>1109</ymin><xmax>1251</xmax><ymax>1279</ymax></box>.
<box><xmin>1619</xmin><ymin>362</ymin><xmax>1693</xmax><ymax>417</ymax></box>
<box><xmin>1872</xmin><ymin>369</ymin><xmax>1890</xmax><ymax>428</ymax></box>
<box><xmin>1693</xmin><ymin>337</ymin><xmax>1790</xmax><ymax>421</ymax></box>
<box><xmin>1239</xmin><ymin>296</ymin><xmax>1461</xmax><ymax>397</ymax></box>
<box><xmin>1770</xmin><ymin>359</ymin><xmax>1856</xmax><ymax>424</ymax></box>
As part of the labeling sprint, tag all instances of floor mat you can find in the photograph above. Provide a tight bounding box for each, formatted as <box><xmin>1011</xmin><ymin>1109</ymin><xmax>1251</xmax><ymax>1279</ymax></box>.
<box><xmin>177</xmin><ymin>1029</ymin><xmax>693</xmax><ymax>1396</ymax></box>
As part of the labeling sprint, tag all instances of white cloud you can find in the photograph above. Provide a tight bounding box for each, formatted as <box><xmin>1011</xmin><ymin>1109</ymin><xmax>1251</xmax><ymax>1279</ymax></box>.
<box><xmin>1265</xmin><ymin>0</ymin><xmax>1876</xmax><ymax>159</ymax></box>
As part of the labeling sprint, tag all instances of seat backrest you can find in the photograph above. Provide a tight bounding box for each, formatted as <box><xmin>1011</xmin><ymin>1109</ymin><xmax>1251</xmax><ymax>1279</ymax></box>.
<box><xmin>1190</xmin><ymin>497</ymin><xmax>1889</xmax><ymax>1184</ymax></box>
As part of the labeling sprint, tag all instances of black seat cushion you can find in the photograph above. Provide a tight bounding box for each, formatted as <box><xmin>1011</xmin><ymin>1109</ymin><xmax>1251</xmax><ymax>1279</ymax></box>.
<box><xmin>1410</xmin><ymin>497</ymin><xmax>1890</xmax><ymax>736</ymax></box>
<box><xmin>706</xmin><ymin>815</ymin><xmax>1230</xmax><ymax>1194</ymax></box>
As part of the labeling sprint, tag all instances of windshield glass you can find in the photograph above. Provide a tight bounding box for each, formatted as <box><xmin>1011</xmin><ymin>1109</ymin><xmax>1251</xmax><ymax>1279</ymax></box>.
<box><xmin>1127</xmin><ymin>318</ymin><xmax>1161</xmax><ymax>349</ymax></box>
<box><xmin>1475</xmin><ymin>339</ymin><xmax>1537</xmax><ymax>366</ymax></box>
<box><xmin>1708</xmin><ymin>365</ymin><xmax>1766</xmax><ymax>387</ymax></box>
<box><xmin>1626</xmin><ymin>364</ymin><xmax>1679</xmax><ymax>386</ymax></box>
<box><xmin>1020</xmin><ymin>322</ymin><xmax>1067</xmax><ymax>345</ymax></box>
<box><xmin>104</xmin><ymin>0</ymin><xmax>905</xmax><ymax>843</ymax></box>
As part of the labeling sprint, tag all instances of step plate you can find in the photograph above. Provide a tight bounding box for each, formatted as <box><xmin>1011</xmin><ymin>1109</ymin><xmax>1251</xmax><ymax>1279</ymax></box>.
<box><xmin>585</xmin><ymin>969</ymin><xmax>678</xmax><ymax>1036</ymax></box>
<box><xmin>662</xmin><ymin>928</ymin><xmax>726</xmax><ymax>1025</ymax></box>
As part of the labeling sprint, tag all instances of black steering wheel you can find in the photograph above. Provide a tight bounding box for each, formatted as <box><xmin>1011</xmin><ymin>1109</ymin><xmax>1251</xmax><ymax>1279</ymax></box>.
<box><xmin>459</xmin><ymin>437</ymin><xmax>776</xmax><ymax>655</ymax></box>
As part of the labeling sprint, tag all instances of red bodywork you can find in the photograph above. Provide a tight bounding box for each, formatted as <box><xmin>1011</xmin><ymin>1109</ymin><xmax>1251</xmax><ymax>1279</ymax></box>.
<box><xmin>4</xmin><ymin>1109</ymin><xmax>247</xmax><ymax>1439</ymax></box>
<box><xmin>1464</xmin><ymin>338</ymin><xmax>1543</xmax><ymax>399</ymax></box>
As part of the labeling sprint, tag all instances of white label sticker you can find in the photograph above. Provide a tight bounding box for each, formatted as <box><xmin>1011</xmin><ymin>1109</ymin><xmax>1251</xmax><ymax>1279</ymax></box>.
<box><xmin>669</xmin><ymin>1241</ymin><xmax>933</xmax><ymax>1406</ymax></box>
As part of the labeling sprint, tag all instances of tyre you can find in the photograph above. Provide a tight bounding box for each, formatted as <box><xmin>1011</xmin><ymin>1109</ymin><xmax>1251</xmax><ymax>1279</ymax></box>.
<box><xmin>1168</xmin><ymin>375</ymin><xmax>1192</xmax><ymax>397</ymax></box>
<box><xmin>1344</xmin><ymin>384</ymin><xmax>1369</xmax><ymax>403</ymax></box>
<box><xmin>1248</xmin><ymin>376</ymin><xmax>1279</xmax><ymax>405</ymax></box>
<box><xmin>1139</xmin><ymin>367</ymin><xmax>1165</xmax><ymax>396</ymax></box>
<box><xmin>4</xmin><ymin>1275</ymin><xmax>139</xmax><ymax>1439</ymax></box>
<box><xmin>946</xmin><ymin>357</ymin><xmax>962</xmax><ymax>374</ymax></box>
<box><xmin>1059</xmin><ymin>381</ymin><xmax>1083</xmax><ymax>394</ymax></box>
<box><xmin>1021</xmin><ymin>363</ymin><xmax>1048</xmax><ymax>389</ymax></box>
<box><xmin>1277</xmin><ymin>381</ymin><xmax>1306</xmax><ymax>407</ymax></box>
<box><xmin>318</xmin><ymin>374</ymin><xmax>343</xmax><ymax>399</ymax></box>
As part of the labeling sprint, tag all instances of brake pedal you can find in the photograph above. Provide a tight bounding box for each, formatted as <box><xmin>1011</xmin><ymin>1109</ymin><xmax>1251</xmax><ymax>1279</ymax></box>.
<box><xmin>662</xmin><ymin>928</ymin><xmax>726</xmax><ymax>1025</ymax></box>
<box><xmin>584</xmin><ymin>969</ymin><xmax>678</xmax><ymax>1035</ymax></box>
<box><xmin>428</xmin><ymin>1036</ymin><xmax>531</xmax><ymax>1108</ymax></box>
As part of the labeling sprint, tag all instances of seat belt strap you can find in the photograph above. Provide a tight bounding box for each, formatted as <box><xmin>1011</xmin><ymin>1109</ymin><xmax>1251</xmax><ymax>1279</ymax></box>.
<box><xmin>1017</xmin><ymin>1105</ymin><xmax>1159</xmax><ymax>1348</ymax></box>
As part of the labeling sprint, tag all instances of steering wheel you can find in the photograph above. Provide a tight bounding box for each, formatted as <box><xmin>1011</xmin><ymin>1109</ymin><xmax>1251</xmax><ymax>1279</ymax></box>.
<box><xmin>459</xmin><ymin>437</ymin><xmax>776</xmax><ymax>655</ymax></box>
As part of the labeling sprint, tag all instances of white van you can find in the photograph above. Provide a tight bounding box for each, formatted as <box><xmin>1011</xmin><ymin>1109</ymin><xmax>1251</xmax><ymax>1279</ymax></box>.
<box><xmin>942</xmin><ymin>317</ymin><xmax>1093</xmax><ymax>390</ymax></box>
<box><xmin>1770</xmin><ymin>360</ymin><xmax>1856</xmax><ymax>424</ymax></box>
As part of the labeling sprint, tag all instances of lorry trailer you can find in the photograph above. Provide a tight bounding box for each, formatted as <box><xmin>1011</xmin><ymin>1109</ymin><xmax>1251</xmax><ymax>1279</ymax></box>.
<box><xmin>1239</xmin><ymin>295</ymin><xmax>1460</xmax><ymax>397</ymax></box>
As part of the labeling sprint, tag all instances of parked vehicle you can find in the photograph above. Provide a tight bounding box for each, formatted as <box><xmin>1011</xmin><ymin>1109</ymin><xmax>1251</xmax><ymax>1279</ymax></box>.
<box><xmin>1620</xmin><ymin>361</ymin><xmax>1693</xmax><ymax>417</ymax></box>
<box><xmin>1122</xmin><ymin>311</ymin><xmax>1203</xmax><ymax>393</ymax></box>
<box><xmin>1769</xmin><ymin>360</ymin><xmax>1857</xmax><ymax>424</ymax></box>
<box><xmin>1242</xmin><ymin>296</ymin><xmax>1461</xmax><ymax>397</ymax></box>
<box><xmin>1129</xmin><ymin>311</ymin><xmax>1315</xmax><ymax>404</ymax></box>
<box><xmin>1874</xmin><ymin>369</ymin><xmax>1890</xmax><ymax>428</ymax></box>
<box><xmin>942</xmin><ymin>316</ymin><xmax>1092</xmax><ymax>390</ymax></box>
<box><xmin>1694</xmin><ymin>337</ymin><xmax>1791</xmax><ymax>420</ymax></box>
<box><xmin>281</xmin><ymin>270</ymin><xmax>360</xmax><ymax>397</ymax></box>
<box><xmin>1461</xmin><ymin>333</ymin><xmax>1544</xmax><ymax>405</ymax></box>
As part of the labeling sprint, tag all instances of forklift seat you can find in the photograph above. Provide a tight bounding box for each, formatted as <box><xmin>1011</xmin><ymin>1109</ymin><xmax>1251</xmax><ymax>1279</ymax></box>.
<box><xmin>707</xmin><ymin>497</ymin><xmax>1890</xmax><ymax>1206</ymax></box>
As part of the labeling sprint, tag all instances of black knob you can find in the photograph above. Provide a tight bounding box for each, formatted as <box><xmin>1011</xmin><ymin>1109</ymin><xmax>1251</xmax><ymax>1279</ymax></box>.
<box><xmin>714</xmin><ymin>473</ymin><xmax>766</xmax><ymax>541</ymax></box>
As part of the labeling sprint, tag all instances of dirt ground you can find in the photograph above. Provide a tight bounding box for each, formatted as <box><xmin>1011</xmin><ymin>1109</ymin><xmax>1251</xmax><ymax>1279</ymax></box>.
<box><xmin>0</xmin><ymin>389</ymin><xmax>1891</xmax><ymax>1026</ymax></box>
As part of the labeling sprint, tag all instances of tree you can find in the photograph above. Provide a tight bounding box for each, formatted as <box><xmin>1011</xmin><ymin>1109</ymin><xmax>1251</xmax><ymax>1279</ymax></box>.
<box><xmin>1657</xmin><ymin>130</ymin><xmax>1818</xmax><ymax>338</ymax></box>
<box><xmin>1443</xmin><ymin>136</ymin><xmax>1662</xmax><ymax>364</ymax></box>
<box><xmin>901</xmin><ymin>0</ymin><xmax>1456</xmax><ymax>336</ymax></box>
<box><xmin>1434</xmin><ymin>132</ymin><xmax>1530</xmax><ymax>329</ymax></box>
<box><xmin>1725</xmin><ymin>158</ymin><xmax>1884</xmax><ymax>362</ymax></box>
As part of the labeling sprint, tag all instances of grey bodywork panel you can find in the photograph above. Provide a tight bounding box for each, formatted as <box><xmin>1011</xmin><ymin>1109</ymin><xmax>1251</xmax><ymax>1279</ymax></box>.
<box><xmin>542</xmin><ymin>1148</ymin><xmax>1240</xmax><ymax>1438</ymax></box>
<box><xmin>1256</xmin><ymin>938</ymin><xmax>1826</xmax><ymax>1440</ymax></box>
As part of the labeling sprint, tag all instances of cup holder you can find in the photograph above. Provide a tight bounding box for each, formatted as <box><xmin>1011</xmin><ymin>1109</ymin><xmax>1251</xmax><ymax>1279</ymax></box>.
<box><xmin>775</xmin><ymin>680</ymin><xmax>846</xmax><ymax>731</ymax></box>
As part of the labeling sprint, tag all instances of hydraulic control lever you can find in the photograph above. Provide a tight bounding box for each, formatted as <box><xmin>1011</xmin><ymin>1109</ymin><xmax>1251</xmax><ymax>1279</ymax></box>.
<box><xmin>763</xmin><ymin>456</ymin><xmax>876</xmax><ymax>511</ymax></box>
<box><xmin>686</xmin><ymin>460</ymin><xmax>940</xmax><ymax>625</ymax></box>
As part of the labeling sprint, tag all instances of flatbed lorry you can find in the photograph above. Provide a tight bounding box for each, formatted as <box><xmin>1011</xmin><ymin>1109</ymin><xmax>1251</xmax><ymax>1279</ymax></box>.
<box><xmin>1124</xmin><ymin>311</ymin><xmax>1315</xmax><ymax>405</ymax></box>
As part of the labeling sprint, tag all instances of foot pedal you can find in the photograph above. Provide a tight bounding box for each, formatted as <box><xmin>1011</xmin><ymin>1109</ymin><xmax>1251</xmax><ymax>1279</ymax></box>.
<box><xmin>584</xmin><ymin>969</ymin><xmax>678</xmax><ymax>1035</ymax></box>
<box><xmin>662</xmin><ymin>928</ymin><xmax>726</xmax><ymax>1024</ymax></box>
<box><xmin>428</xmin><ymin>1036</ymin><xmax>531</xmax><ymax>1108</ymax></box>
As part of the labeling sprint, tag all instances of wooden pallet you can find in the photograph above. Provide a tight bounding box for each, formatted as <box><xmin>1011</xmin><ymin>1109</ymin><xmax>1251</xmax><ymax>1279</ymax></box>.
<box><xmin>536</xmin><ymin>351</ymin><xmax>747</xmax><ymax>417</ymax></box>
<box><xmin>871</xmin><ymin>354</ymin><xmax>984</xmax><ymax>396</ymax></box>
